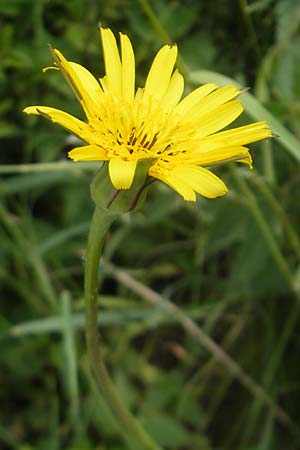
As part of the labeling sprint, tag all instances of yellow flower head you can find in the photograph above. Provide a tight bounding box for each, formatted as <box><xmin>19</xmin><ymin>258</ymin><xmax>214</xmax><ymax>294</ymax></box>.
<box><xmin>24</xmin><ymin>28</ymin><xmax>272</xmax><ymax>202</ymax></box>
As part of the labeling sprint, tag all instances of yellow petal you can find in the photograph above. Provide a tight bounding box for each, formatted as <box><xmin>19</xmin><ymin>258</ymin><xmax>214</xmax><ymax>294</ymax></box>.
<box><xmin>144</xmin><ymin>45</ymin><xmax>178</xmax><ymax>100</ymax></box>
<box><xmin>68</xmin><ymin>145</ymin><xmax>108</xmax><ymax>161</ymax></box>
<box><xmin>185</xmin><ymin>85</ymin><xmax>241</xmax><ymax>123</ymax></box>
<box><xmin>237</xmin><ymin>153</ymin><xmax>253</xmax><ymax>167</ymax></box>
<box><xmin>108</xmin><ymin>158</ymin><xmax>137</xmax><ymax>189</ymax></box>
<box><xmin>204</xmin><ymin>121</ymin><xmax>272</xmax><ymax>146</ymax></box>
<box><xmin>150</xmin><ymin>162</ymin><xmax>228</xmax><ymax>201</ymax></box>
<box><xmin>69</xmin><ymin>62</ymin><xmax>103</xmax><ymax>104</ymax></box>
<box><xmin>194</xmin><ymin>100</ymin><xmax>243</xmax><ymax>137</ymax></box>
<box><xmin>149</xmin><ymin>166</ymin><xmax>196</xmax><ymax>201</ymax></box>
<box><xmin>176</xmin><ymin>83</ymin><xmax>218</xmax><ymax>116</ymax></box>
<box><xmin>162</xmin><ymin>69</ymin><xmax>184</xmax><ymax>110</ymax></box>
<box><xmin>188</xmin><ymin>145</ymin><xmax>252</xmax><ymax>167</ymax></box>
<box><xmin>172</xmin><ymin>165</ymin><xmax>228</xmax><ymax>199</ymax></box>
<box><xmin>100</xmin><ymin>28</ymin><xmax>122</xmax><ymax>97</ymax></box>
<box><xmin>99</xmin><ymin>75</ymin><xmax>109</xmax><ymax>94</ymax></box>
<box><xmin>23</xmin><ymin>106</ymin><xmax>95</xmax><ymax>143</ymax></box>
<box><xmin>120</xmin><ymin>32</ymin><xmax>135</xmax><ymax>103</ymax></box>
<box><xmin>51</xmin><ymin>49</ymin><xmax>103</xmax><ymax>118</ymax></box>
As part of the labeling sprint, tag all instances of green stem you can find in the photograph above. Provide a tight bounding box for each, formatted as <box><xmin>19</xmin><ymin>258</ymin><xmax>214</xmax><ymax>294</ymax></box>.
<box><xmin>85</xmin><ymin>206</ymin><xmax>161</xmax><ymax>450</ymax></box>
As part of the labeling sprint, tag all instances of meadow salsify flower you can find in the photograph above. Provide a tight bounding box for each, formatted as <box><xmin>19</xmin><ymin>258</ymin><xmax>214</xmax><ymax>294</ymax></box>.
<box><xmin>24</xmin><ymin>27</ymin><xmax>272</xmax><ymax>202</ymax></box>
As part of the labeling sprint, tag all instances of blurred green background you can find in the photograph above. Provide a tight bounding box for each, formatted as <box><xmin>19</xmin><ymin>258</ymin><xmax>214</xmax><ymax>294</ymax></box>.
<box><xmin>1</xmin><ymin>0</ymin><xmax>300</xmax><ymax>449</ymax></box>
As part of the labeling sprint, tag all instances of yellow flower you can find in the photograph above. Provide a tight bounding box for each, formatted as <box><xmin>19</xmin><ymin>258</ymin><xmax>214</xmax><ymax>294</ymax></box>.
<box><xmin>24</xmin><ymin>28</ymin><xmax>272</xmax><ymax>202</ymax></box>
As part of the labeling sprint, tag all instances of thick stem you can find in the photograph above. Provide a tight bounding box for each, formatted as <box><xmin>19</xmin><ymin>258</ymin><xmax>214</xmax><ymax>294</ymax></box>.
<box><xmin>85</xmin><ymin>206</ymin><xmax>161</xmax><ymax>450</ymax></box>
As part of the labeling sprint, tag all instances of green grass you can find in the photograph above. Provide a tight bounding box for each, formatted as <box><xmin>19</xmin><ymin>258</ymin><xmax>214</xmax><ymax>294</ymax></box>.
<box><xmin>1</xmin><ymin>0</ymin><xmax>300</xmax><ymax>449</ymax></box>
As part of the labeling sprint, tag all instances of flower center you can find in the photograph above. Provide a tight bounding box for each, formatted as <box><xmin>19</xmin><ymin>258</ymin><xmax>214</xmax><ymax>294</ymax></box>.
<box><xmin>89</xmin><ymin>93</ymin><xmax>198</xmax><ymax>164</ymax></box>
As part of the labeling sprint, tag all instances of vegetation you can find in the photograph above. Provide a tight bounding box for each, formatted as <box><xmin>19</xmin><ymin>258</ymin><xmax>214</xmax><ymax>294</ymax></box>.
<box><xmin>1</xmin><ymin>0</ymin><xmax>300</xmax><ymax>449</ymax></box>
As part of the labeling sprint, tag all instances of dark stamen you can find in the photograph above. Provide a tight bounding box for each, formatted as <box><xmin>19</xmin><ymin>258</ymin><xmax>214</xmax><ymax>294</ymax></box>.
<box><xmin>146</xmin><ymin>132</ymin><xmax>159</xmax><ymax>149</ymax></box>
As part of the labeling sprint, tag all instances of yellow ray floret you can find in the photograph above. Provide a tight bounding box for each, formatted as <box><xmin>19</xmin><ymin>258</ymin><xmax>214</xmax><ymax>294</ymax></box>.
<box><xmin>149</xmin><ymin>163</ymin><xmax>228</xmax><ymax>202</ymax></box>
<box><xmin>23</xmin><ymin>27</ymin><xmax>272</xmax><ymax>202</ymax></box>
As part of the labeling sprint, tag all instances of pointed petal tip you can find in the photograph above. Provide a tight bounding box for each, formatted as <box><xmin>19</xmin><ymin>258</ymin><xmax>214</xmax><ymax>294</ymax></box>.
<box><xmin>68</xmin><ymin>145</ymin><xmax>108</xmax><ymax>162</ymax></box>
<box><xmin>166</xmin><ymin>43</ymin><xmax>178</xmax><ymax>60</ymax></box>
<box><xmin>68</xmin><ymin>149</ymin><xmax>78</xmax><ymax>161</ymax></box>
<box><xmin>207</xmin><ymin>184</ymin><xmax>228</xmax><ymax>199</ymax></box>
<box><xmin>183</xmin><ymin>194</ymin><xmax>196</xmax><ymax>202</ymax></box>
<box><xmin>48</xmin><ymin>45</ymin><xmax>59</xmax><ymax>61</ymax></box>
<box><xmin>100</xmin><ymin>27</ymin><xmax>114</xmax><ymax>38</ymax></box>
<box><xmin>47</xmin><ymin>43</ymin><xmax>54</xmax><ymax>53</ymax></box>
<box><xmin>23</xmin><ymin>106</ymin><xmax>38</xmax><ymax>115</ymax></box>
<box><xmin>50</xmin><ymin>47</ymin><xmax>64</xmax><ymax>61</ymax></box>
<box><xmin>168</xmin><ymin>43</ymin><xmax>177</xmax><ymax>50</ymax></box>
